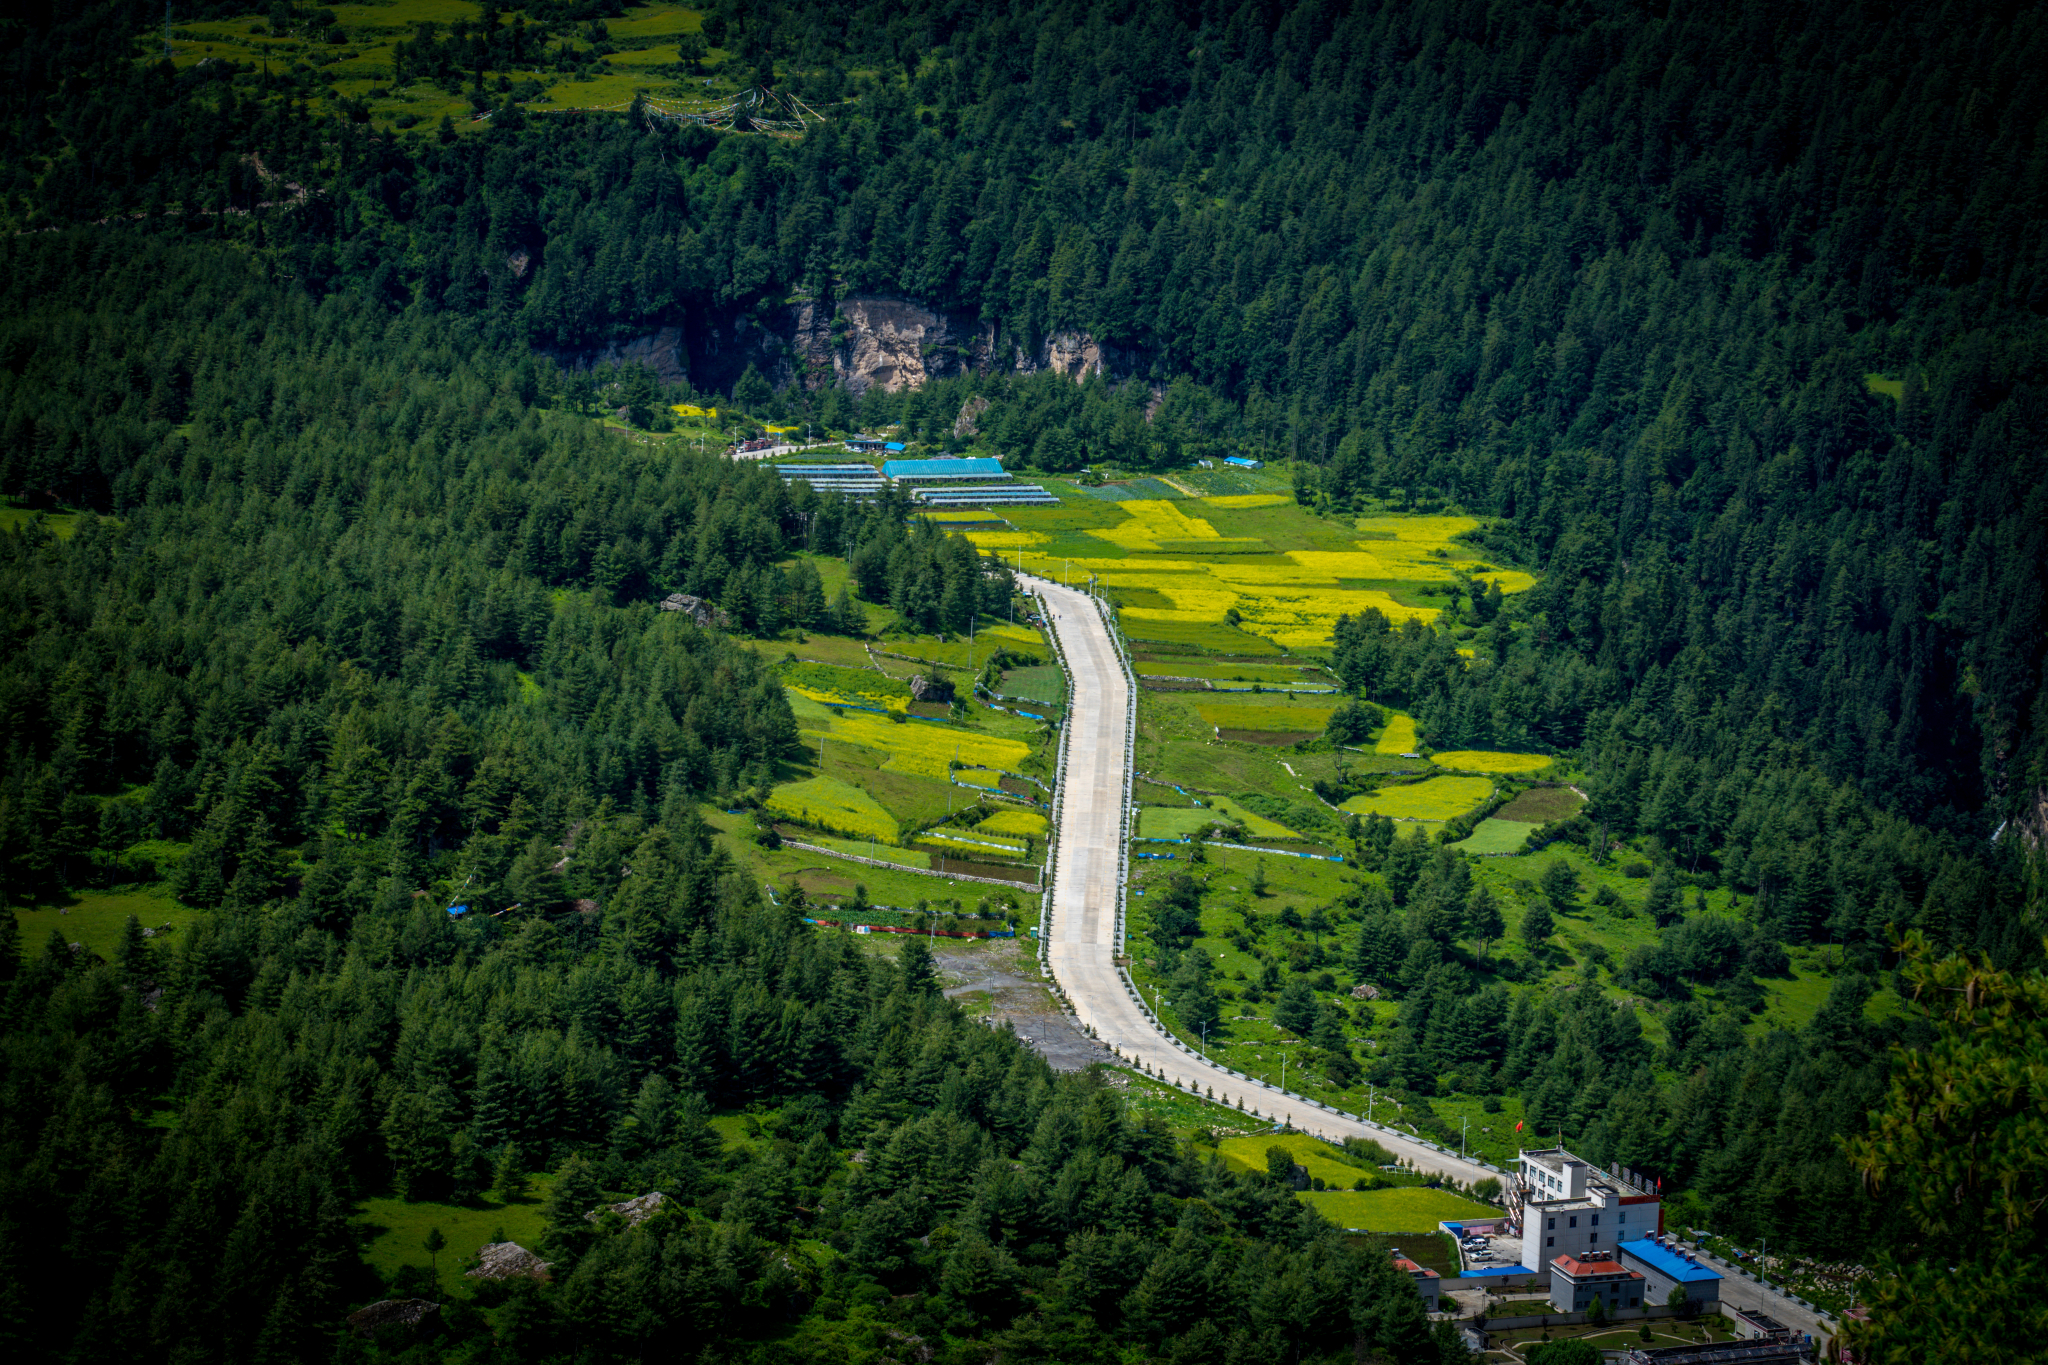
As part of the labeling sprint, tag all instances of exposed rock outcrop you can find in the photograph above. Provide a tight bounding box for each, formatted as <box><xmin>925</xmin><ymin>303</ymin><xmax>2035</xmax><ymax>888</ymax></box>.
<box><xmin>347</xmin><ymin>1299</ymin><xmax>440</xmax><ymax>1335</ymax></box>
<box><xmin>658</xmin><ymin>592</ymin><xmax>730</xmax><ymax>627</ymax></box>
<box><xmin>468</xmin><ymin>1242</ymin><xmax>552</xmax><ymax>1281</ymax></box>
<box><xmin>953</xmin><ymin>394</ymin><xmax>991</xmax><ymax>437</ymax></box>
<box><xmin>543</xmin><ymin>296</ymin><xmax>1148</xmax><ymax>399</ymax></box>
<box><xmin>586</xmin><ymin>1192</ymin><xmax>667</xmax><ymax>1226</ymax></box>
<box><xmin>908</xmin><ymin>675</ymin><xmax>955</xmax><ymax>704</ymax></box>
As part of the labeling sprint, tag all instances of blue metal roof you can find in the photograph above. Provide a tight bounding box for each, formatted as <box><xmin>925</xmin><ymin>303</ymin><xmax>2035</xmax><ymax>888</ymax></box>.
<box><xmin>884</xmin><ymin>442</ymin><xmax>907</xmax><ymax>452</ymax></box>
<box><xmin>1618</xmin><ymin>1239</ymin><xmax>1722</xmax><ymax>1284</ymax></box>
<box><xmin>884</xmin><ymin>456</ymin><xmax>1003</xmax><ymax>478</ymax></box>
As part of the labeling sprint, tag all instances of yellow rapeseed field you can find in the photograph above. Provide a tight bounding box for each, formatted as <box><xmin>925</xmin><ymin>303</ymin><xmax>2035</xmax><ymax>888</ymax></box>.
<box><xmin>798</xmin><ymin>709</ymin><xmax>1033</xmax><ymax>780</ymax></box>
<box><xmin>978</xmin><ymin>809</ymin><xmax>1049</xmax><ymax>837</ymax></box>
<box><xmin>1430</xmin><ymin>750</ymin><xmax>1553</xmax><ymax>774</ymax></box>
<box><xmin>788</xmin><ymin>683</ymin><xmax>909</xmax><ymax>713</ymax></box>
<box><xmin>1341</xmin><ymin>775</ymin><xmax>1493</xmax><ymax>822</ymax></box>
<box><xmin>1089</xmin><ymin>500</ymin><xmax>1224</xmax><ymax>550</ymax></box>
<box><xmin>765</xmin><ymin>776</ymin><xmax>900</xmax><ymax>843</ymax></box>
<box><xmin>970</xmin><ymin>507</ymin><xmax>1535</xmax><ymax>652</ymax></box>
<box><xmin>1376</xmin><ymin>714</ymin><xmax>1420</xmax><ymax>754</ymax></box>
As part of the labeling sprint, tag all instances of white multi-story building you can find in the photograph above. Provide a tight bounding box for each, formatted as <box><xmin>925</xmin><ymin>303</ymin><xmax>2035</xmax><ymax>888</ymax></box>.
<box><xmin>1514</xmin><ymin>1148</ymin><xmax>1662</xmax><ymax>1278</ymax></box>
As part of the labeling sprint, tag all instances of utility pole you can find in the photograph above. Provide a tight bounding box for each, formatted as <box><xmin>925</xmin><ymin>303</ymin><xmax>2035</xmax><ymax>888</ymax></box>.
<box><xmin>1280</xmin><ymin>1051</ymin><xmax>1288</xmax><ymax>1095</ymax></box>
<box><xmin>1461</xmin><ymin>1116</ymin><xmax>1469</xmax><ymax>1157</ymax></box>
<box><xmin>164</xmin><ymin>0</ymin><xmax>172</xmax><ymax>58</ymax></box>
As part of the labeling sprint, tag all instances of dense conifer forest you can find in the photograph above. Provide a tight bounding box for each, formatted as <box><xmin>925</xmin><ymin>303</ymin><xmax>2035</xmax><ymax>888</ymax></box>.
<box><xmin>0</xmin><ymin>0</ymin><xmax>2044</xmax><ymax>1361</ymax></box>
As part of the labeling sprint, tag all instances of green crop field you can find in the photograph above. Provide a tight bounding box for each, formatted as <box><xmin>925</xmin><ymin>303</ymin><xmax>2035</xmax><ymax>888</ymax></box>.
<box><xmin>1192</xmin><ymin>695</ymin><xmax>1341</xmax><ymax>733</ymax></box>
<box><xmin>1341</xmin><ymin>775</ymin><xmax>1493</xmax><ymax>821</ymax></box>
<box><xmin>1300</xmin><ymin>1186</ymin><xmax>1501</xmax><ymax>1230</ymax></box>
<box><xmin>998</xmin><ymin>665</ymin><xmax>1065</xmax><ymax>704</ymax></box>
<box><xmin>1134</xmin><ymin>660</ymin><xmax>1329</xmax><ymax>684</ymax></box>
<box><xmin>1452</xmin><ymin>818</ymin><xmax>1540</xmax><ymax>854</ymax></box>
<box><xmin>1138</xmin><ymin>798</ymin><xmax>1298</xmax><ymax>841</ymax></box>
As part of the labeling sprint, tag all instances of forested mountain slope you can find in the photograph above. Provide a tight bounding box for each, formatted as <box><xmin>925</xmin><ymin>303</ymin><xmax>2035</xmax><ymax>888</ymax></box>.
<box><xmin>0</xmin><ymin>0</ymin><xmax>2044</xmax><ymax>1361</ymax></box>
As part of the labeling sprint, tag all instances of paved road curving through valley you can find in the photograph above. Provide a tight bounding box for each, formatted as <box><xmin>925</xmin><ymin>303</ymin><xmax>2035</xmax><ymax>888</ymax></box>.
<box><xmin>1023</xmin><ymin>573</ymin><xmax>1500</xmax><ymax>1189</ymax></box>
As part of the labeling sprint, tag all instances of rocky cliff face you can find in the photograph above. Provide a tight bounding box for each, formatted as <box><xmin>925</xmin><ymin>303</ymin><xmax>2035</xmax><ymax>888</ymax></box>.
<box><xmin>544</xmin><ymin>295</ymin><xmax>1146</xmax><ymax>397</ymax></box>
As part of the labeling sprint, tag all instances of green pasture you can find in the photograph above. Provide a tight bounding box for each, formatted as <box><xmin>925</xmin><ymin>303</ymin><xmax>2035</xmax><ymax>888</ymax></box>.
<box><xmin>1302</xmin><ymin>1186</ymin><xmax>1501</xmax><ymax>1230</ymax></box>
<box><xmin>0</xmin><ymin>502</ymin><xmax>85</xmax><ymax>539</ymax></box>
<box><xmin>1214</xmin><ymin>1132</ymin><xmax>1371</xmax><ymax>1187</ymax></box>
<box><xmin>358</xmin><ymin>1172</ymin><xmax>558</xmax><ymax>1297</ymax></box>
<box><xmin>1138</xmin><ymin>796</ymin><xmax>1299</xmax><ymax>841</ymax></box>
<box><xmin>998</xmin><ymin>665</ymin><xmax>1065</xmax><ymax>705</ymax></box>
<box><xmin>1453</xmin><ymin>819</ymin><xmax>1540</xmax><ymax>855</ymax></box>
<box><xmin>14</xmin><ymin>886</ymin><xmax>203</xmax><ymax>962</ymax></box>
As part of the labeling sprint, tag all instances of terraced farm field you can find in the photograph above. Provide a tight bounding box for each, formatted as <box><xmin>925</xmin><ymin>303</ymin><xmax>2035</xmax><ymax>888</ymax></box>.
<box><xmin>1340</xmin><ymin>775</ymin><xmax>1494</xmax><ymax>822</ymax></box>
<box><xmin>1192</xmin><ymin>694</ymin><xmax>1341</xmax><ymax>735</ymax></box>
<box><xmin>165</xmin><ymin>2</ymin><xmax>744</xmax><ymax>136</ymax></box>
<box><xmin>1429</xmin><ymin>750</ymin><xmax>1552</xmax><ymax>773</ymax></box>
<box><xmin>1453</xmin><ymin>818</ymin><xmax>1541</xmax><ymax>854</ymax></box>
<box><xmin>1137</xmin><ymin>800</ymin><xmax>1298</xmax><ymax>841</ymax></box>
<box><xmin>765</xmin><ymin>775</ymin><xmax>900</xmax><ymax>843</ymax></box>
<box><xmin>973</xmin><ymin>491</ymin><xmax>1535</xmax><ymax>653</ymax></box>
<box><xmin>1375</xmin><ymin>714</ymin><xmax>1420</xmax><ymax>754</ymax></box>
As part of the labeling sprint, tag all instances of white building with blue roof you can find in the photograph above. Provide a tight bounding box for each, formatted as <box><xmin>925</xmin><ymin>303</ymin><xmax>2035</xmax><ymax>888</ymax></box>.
<box><xmin>1617</xmin><ymin>1237</ymin><xmax>1722</xmax><ymax>1310</ymax></box>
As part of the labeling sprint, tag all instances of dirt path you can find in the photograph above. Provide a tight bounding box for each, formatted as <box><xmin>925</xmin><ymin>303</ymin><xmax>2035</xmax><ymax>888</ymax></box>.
<box><xmin>933</xmin><ymin>942</ymin><xmax>1112</xmax><ymax>1072</ymax></box>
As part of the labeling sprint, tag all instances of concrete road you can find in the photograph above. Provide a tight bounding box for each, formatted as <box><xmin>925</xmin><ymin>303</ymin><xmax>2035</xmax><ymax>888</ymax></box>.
<box><xmin>1669</xmin><ymin>1241</ymin><xmax>1837</xmax><ymax>1342</ymax></box>
<box><xmin>1023</xmin><ymin>573</ymin><xmax>1499</xmax><ymax>1189</ymax></box>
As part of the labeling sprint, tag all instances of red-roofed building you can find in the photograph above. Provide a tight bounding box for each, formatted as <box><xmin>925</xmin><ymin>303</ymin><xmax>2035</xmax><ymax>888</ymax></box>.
<box><xmin>1547</xmin><ymin>1250</ymin><xmax>1646</xmax><ymax>1314</ymax></box>
<box><xmin>1391</xmin><ymin>1252</ymin><xmax>1441</xmax><ymax>1312</ymax></box>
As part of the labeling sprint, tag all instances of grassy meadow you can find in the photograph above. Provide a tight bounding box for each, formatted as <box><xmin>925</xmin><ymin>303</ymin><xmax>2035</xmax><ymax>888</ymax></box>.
<box><xmin>14</xmin><ymin>885</ymin><xmax>203</xmax><ymax>961</ymax></box>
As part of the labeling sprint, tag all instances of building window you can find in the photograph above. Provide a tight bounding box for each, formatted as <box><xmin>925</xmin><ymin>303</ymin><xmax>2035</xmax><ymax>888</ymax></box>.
<box><xmin>1591</xmin><ymin>1214</ymin><xmax>1599</xmax><ymax>1226</ymax></box>
<box><xmin>1619</xmin><ymin>1211</ymin><xmax>1627</xmax><ymax>1223</ymax></box>
<box><xmin>1569</xmin><ymin>1216</ymin><xmax>1578</xmax><ymax>1228</ymax></box>
<box><xmin>1547</xmin><ymin>1218</ymin><xmax>1555</xmax><ymax>1230</ymax></box>
<box><xmin>1546</xmin><ymin>1237</ymin><xmax>1554</xmax><ymax>1247</ymax></box>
